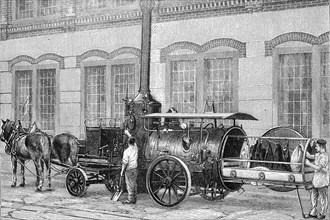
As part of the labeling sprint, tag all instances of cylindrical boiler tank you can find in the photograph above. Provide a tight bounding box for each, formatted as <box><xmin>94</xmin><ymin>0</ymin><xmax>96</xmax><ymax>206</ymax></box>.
<box><xmin>144</xmin><ymin>124</ymin><xmax>248</xmax><ymax>193</ymax></box>
<box><xmin>145</xmin><ymin>126</ymin><xmax>246</xmax><ymax>162</ymax></box>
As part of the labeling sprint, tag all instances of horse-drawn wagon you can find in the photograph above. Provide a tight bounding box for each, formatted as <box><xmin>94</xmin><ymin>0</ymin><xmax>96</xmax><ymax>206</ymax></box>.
<box><xmin>65</xmin><ymin>118</ymin><xmax>125</xmax><ymax>197</ymax></box>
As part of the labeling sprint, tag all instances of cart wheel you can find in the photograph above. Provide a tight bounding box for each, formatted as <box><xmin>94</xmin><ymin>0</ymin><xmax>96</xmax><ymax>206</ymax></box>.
<box><xmin>104</xmin><ymin>173</ymin><xmax>119</xmax><ymax>193</ymax></box>
<box><xmin>66</xmin><ymin>168</ymin><xmax>88</xmax><ymax>197</ymax></box>
<box><xmin>146</xmin><ymin>155</ymin><xmax>191</xmax><ymax>207</ymax></box>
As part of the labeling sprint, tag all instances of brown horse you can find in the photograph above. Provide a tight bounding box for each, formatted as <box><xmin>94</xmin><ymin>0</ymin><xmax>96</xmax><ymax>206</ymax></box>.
<box><xmin>16</xmin><ymin>120</ymin><xmax>79</xmax><ymax>167</ymax></box>
<box><xmin>51</xmin><ymin>133</ymin><xmax>79</xmax><ymax>167</ymax></box>
<box><xmin>0</xmin><ymin>119</ymin><xmax>52</xmax><ymax>191</ymax></box>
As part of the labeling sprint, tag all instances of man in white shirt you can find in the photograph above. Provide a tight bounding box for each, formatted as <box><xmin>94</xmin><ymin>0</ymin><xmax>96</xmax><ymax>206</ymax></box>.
<box><xmin>121</xmin><ymin>130</ymin><xmax>138</xmax><ymax>204</ymax></box>
<box><xmin>305</xmin><ymin>139</ymin><xmax>329</xmax><ymax>219</ymax></box>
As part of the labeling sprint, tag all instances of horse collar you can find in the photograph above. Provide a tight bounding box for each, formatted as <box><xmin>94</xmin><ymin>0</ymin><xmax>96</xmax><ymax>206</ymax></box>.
<box><xmin>5</xmin><ymin>129</ymin><xmax>19</xmax><ymax>156</ymax></box>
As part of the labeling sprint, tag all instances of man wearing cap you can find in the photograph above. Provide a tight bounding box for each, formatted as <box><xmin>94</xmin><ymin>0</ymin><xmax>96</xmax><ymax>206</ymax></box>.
<box><xmin>305</xmin><ymin>139</ymin><xmax>329</xmax><ymax>219</ymax></box>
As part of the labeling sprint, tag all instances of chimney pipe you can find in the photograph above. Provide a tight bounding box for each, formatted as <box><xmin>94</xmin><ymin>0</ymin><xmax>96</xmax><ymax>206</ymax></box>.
<box><xmin>134</xmin><ymin>0</ymin><xmax>155</xmax><ymax>101</ymax></box>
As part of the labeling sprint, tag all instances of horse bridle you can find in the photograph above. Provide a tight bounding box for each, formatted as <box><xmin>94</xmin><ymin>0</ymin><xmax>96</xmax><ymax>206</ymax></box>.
<box><xmin>1</xmin><ymin>122</ymin><xmax>19</xmax><ymax>155</ymax></box>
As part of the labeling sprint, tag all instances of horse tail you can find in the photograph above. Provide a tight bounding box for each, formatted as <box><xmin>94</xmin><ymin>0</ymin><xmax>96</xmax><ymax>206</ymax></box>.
<box><xmin>48</xmin><ymin>134</ymin><xmax>58</xmax><ymax>160</ymax></box>
<box><xmin>52</xmin><ymin>133</ymin><xmax>78</xmax><ymax>166</ymax></box>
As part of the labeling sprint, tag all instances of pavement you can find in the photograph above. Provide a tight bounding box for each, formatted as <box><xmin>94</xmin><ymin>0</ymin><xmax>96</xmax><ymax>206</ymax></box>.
<box><xmin>1</xmin><ymin>148</ymin><xmax>328</xmax><ymax>220</ymax></box>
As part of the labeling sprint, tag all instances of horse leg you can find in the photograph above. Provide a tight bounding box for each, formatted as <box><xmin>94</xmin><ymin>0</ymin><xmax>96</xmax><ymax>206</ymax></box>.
<box><xmin>11</xmin><ymin>156</ymin><xmax>17</xmax><ymax>187</ymax></box>
<box><xmin>19</xmin><ymin>160</ymin><xmax>25</xmax><ymax>187</ymax></box>
<box><xmin>45</xmin><ymin>158</ymin><xmax>52</xmax><ymax>191</ymax></box>
<box><xmin>34</xmin><ymin>162</ymin><xmax>39</xmax><ymax>187</ymax></box>
<box><xmin>34</xmin><ymin>160</ymin><xmax>43</xmax><ymax>191</ymax></box>
<box><xmin>40</xmin><ymin>159</ymin><xmax>45</xmax><ymax>191</ymax></box>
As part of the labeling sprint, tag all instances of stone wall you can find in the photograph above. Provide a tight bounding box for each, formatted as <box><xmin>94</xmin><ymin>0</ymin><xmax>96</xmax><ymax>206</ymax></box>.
<box><xmin>0</xmin><ymin>1</ymin><xmax>329</xmax><ymax>139</ymax></box>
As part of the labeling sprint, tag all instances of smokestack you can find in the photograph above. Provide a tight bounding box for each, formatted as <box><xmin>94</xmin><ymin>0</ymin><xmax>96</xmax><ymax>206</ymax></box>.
<box><xmin>124</xmin><ymin>0</ymin><xmax>160</xmax><ymax>135</ymax></box>
<box><xmin>134</xmin><ymin>0</ymin><xmax>154</xmax><ymax>101</ymax></box>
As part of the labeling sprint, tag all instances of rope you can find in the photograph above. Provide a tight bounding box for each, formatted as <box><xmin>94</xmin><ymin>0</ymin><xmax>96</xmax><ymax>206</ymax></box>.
<box><xmin>13</xmin><ymin>155</ymin><xmax>69</xmax><ymax>178</ymax></box>
<box><xmin>14</xmin><ymin>157</ymin><xmax>43</xmax><ymax>178</ymax></box>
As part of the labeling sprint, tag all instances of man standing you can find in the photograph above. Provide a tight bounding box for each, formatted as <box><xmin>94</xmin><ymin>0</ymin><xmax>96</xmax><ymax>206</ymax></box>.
<box><xmin>121</xmin><ymin>130</ymin><xmax>138</xmax><ymax>204</ymax></box>
<box><xmin>305</xmin><ymin>139</ymin><xmax>329</xmax><ymax>219</ymax></box>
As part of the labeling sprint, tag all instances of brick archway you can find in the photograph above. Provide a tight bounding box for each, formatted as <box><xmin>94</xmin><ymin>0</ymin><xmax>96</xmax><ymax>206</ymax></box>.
<box><xmin>264</xmin><ymin>32</ymin><xmax>329</xmax><ymax>56</ymax></box>
<box><xmin>160</xmin><ymin>38</ymin><xmax>246</xmax><ymax>62</ymax></box>
<box><xmin>35</xmin><ymin>53</ymin><xmax>64</xmax><ymax>69</ymax></box>
<box><xmin>9</xmin><ymin>55</ymin><xmax>35</xmax><ymax>72</ymax></box>
<box><xmin>76</xmin><ymin>47</ymin><xmax>141</xmax><ymax>67</ymax></box>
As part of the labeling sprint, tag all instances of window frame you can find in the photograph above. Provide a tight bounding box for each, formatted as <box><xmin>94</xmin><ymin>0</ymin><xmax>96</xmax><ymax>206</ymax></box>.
<box><xmin>83</xmin><ymin>63</ymin><xmax>107</xmax><ymax>121</ymax></box>
<box><xmin>80</xmin><ymin>58</ymin><xmax>140</xmax><ymax>130</ymax></box>
<box><xmin>109</xmin><ymin>58</ymin><xmax>140</xmax><ymax>122</ymax></box>
<box><xmin>165</xmin><ymin>51</ymin><xmax>239</xmax><ymax>114</ymax></box>
<box><xmin>165</xmin><ymin>54</ymin><xmax>198</xmax><ymax>113</ymax></box>
<box><xmin>272</xmin><ymin>45</ymin><xmax>329</xmax><ymax>138</ymax></box>
<box><xmin>12</xmin><ymin>0</ymin><xmax>60</xmax><ymax>22</ymax></box>
<box><xmin>320</xmin><ymin>46</ymin><xmax>330</xmax><ymax>138</ymax></box>
<box><xmin>12</xmin><ymin>65</ymin><xmax>35</xmax><ymax>126</ymax></box>
<box><xmin>81</xmin><ymin>0</ymin><xmax>139</xmax><ymax>16</ymax></box>
<box><xmin>12</xmin><ymin>63</ymin><xmax>60</xmax><ymax>135</ymax></box>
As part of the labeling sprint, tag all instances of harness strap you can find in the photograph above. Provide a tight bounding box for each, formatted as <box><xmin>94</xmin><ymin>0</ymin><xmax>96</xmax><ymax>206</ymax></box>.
<box><xmin>4</xmin><ymin>130</ymin><xmax>17</xmax><ymax>155</ymax></box>
<box><xmin>8</xmin><ymin>130</ymin><xmax>20</xmax><ymax>156</ymax></box>
<box><xmin>13</xmin><ymin>155</ymin><xmax>68</xmax><ymax>178</ymax></box>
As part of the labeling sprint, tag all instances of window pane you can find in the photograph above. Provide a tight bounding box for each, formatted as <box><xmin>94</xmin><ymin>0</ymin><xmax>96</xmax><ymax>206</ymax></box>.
<box><xmin>205</xmin><ymin>58</ymin><xmax>234</xmax><ymax>126</ymax></box>
<box><xmin>85</xmin><ymin>66</ymin><xmax>106</xmax><ymax>126</ymax></box>
<box><xmin>17</xmin><ymin>0</ymin><xmax>34</xmax><ymax>19</ymax></box>
<box><xmin>38</xmin><ymin>69</ymin><xmax>56</xmax><ymax>131</ymax></box>
<box><xmin>113</xmin><ymin>0</ymin><xmax>136</xmax><ymax>7</ymax></box>
<box><xmin>170</xmin><ymin>60</ymin><xmax>197</xmax><ymax>113</ymax></box>
<box><xmin>86</xmin><ymin>0</ymin><xmax>136</xmax><ymax>9</ymax></box>
<box><xmin>112</xmin><ymin>64</ymin><xmax>135</xmax><ymax>126</ymax></box>
<box><xmin>86</xmin><ymin>0</ymin><xmax>107</xmax><ymax>9</ymax></box>
<box><xmin>38</xmin><ymin>0</ymin><xmax>57</xmax><ymax>17</ymax></box>
<box><xmin>205</xmin><ymin>58</ymin><xmax>234</xmax><ymax>112</ymax></box>
<box><xmin>321</xmin><ymin>52</ymin><xmax>330</xmax><ymax>138</ymax></box>
<box><xmin>16</xmin><ymin>70</ymin><xmax>33</xmax><ymax>127</ymax></box>
<box><xmin>279</xmin><ymin>53</ymin><xmax>312</xmax><ymax>137</ymax></box>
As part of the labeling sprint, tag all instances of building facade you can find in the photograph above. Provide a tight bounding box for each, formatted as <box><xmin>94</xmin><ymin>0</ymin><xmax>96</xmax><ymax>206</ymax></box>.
<box><xmin>0</xmin><ymin>0</ymin><xmax>329</xmax><ymax>145</ymax></box>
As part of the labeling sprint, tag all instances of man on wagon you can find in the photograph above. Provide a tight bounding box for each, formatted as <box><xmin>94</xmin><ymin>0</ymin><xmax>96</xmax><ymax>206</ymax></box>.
<box><xmin>120</xmin><ymin>129</ymin><xmax>138</xmax><ymax>204</ymax></box>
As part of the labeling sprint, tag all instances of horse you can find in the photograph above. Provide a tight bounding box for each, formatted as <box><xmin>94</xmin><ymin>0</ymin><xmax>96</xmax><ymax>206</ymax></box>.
<box><xmin>0</xmin><ymin>119</ymin><xmax>52</xmax><ymax>191</ymax></box>
<box><xmin>51</xmin><ymin>133</ymin><xmax>79</xmax><ymax>167</ymax></box>
<box><xmin>16</xmin><ymin>120</ymin><xmax>79</xmax><ymax>167</ymax></box>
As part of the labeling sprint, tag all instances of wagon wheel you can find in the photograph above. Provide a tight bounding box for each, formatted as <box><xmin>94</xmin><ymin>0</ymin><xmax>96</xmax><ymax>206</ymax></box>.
<box><xmin>104</xmin><ymin>173</ymin><xmax>119</xmax><ymax>193</ymax></box>
<box><xmin>146</xmin><ymin>155</ymin><xmax>191</xmax><ymax>207</ymax></box>
<box><xmin>66</xmin><ymin>168</ymin><xmax>88</xmax><ymax>197</ymax></box>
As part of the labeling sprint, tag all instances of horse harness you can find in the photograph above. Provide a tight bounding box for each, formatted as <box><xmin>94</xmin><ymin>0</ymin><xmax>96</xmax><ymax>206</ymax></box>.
<box><xmin>4</xmin><ymin>126</ymin><xmax>25</xmax><ymax>156</ymax></box>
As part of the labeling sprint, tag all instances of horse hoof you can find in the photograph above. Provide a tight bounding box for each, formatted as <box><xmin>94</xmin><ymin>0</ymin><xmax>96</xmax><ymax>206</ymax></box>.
<box><xmin>11</xmin><ymin>184</ymin><xmax>16</xmax><ymax>187</ymax></box>
<box><xmin>19</xmin><ymin>183</ymin><xmax>25</xmax><ymax>187</ymax></box>
<box><xmin>46</xmin><ymin>188</ymin><xmax>53</xmax><ymax>191</ymax></box>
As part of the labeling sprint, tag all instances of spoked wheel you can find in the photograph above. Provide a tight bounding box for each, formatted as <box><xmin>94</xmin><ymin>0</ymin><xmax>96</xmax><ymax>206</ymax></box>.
<box><xmin>66</xmin><ymin>168</ymin><xmax>88</xmax><ymax>197</ymax></box>
<box><xmin>146</xmin><ymin>155</ymin><xmax>191</xmax><ymax>207</ymax></box>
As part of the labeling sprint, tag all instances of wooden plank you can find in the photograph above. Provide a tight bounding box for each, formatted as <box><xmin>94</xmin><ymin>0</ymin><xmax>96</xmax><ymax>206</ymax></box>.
<box><xmin>142</xmin><ymin>112</ymin><xmax>258</xmax><ymax>120</ymax></box>
<box><xmin>222</xmin><ymin>167</ymin><xmax>309</xmax><ymax>184</ymax></box>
